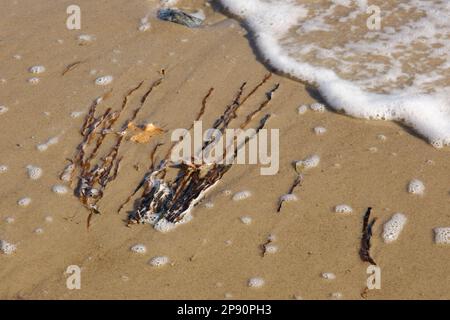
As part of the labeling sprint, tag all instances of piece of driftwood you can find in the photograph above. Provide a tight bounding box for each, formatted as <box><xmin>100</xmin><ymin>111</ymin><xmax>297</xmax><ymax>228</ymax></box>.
<box><xmin>359</xmin><ymin>207</ymin><xmax>377</xmax><ymax>265</ymax></box>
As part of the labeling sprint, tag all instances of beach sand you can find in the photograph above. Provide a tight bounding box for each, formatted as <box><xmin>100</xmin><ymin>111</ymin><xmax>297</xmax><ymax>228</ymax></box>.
<box><xmin>0</xmin><ymin>0</ymin><xmax>449</xmax><ymax>299</ymax></box>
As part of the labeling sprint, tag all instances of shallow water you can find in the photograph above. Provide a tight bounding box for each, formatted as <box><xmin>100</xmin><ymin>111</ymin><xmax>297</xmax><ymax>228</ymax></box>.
<box><xmin>219</xmin><ymin>0</ymin><xmax>450</xmax><ymax>147</ymax></box>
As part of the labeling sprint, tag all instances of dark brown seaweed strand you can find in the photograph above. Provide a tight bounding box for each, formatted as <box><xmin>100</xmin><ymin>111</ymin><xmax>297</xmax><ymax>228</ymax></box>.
<box><xmin>62</xmin><ymin>60</ymin><xmax>84</xmax><ymax>76</ymax></box>
<box><xmin>126</xmin><ymin>78</ymin><xmax>163</xmax><ymax>127</ymax></box>
<box><xmin>163</xmin><ymin>87</ymin><xmax>214</xmax><ymax>161</ymax></box>
<box><xmin>277</xmin><ymin>174</ymin><xmax>303</xmax><ymax>213</ymax></box>
<box><xmin>238</xmin><ymin>73</ymin><xmax>272</xmax><ymax>106</ymax></box>
<box><xmin>81</xmin><ymin>90</ymin><xmax>112</xmax><ymax>136</ymax></box>
<box><xmin>240</xmin><ymin>83</ymin><xmax>280</xmax><ymax>129</ymax></box>
<box><xmin>359</xmin><ymin>207</ymin><xmax>377</xmax><ymax>265</ymax></box>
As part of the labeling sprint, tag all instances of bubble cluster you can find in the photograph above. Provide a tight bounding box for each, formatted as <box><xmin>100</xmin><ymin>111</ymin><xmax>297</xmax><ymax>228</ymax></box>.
<box><xmin>28</xmin><ymin>65</ymin><xmax>46</xmax><ymax>74</ymax></box>
<box><xmin>130</xmin><ymin>244</ymin><xmax>147</xmax><ymax>254</ymax></box>
<box><xmin>334</xmin><ymin>204</ymin><xmax>352</xmax><ymax>214</ymax></box>
<box><xmin>0</xmin><ymin>165</ymin><xmax>8</xmax><ymax>173</ymax></box>
<box><xmin>280</xmin><ymin>193</ymin><xmax>298</xmax><ymax>202</ymax></box>
<box><xmin>0</xmin><ymin>240</ymin><xmax>16</xmax><ymax>255</ymax></box>
<box><xmin>52</xmin><ymin>185</ymin><xmax>68</xmax><ymax>195</ymax></box>
<box><xmin>408</xmin><ymin>179</ymin><xmax>425</xmax><ymax>195</ymax></box>
<box><xmin>295</xmin><ymin>154</ymin><xmax>320</xmax><ymax>171</ymax></box>
<box><xmin>434</xmin><ymin>228</ymin><xmax>450</xmax><ymax>245</ymax></box>
<box><xmin>17</xmin><ymin>197</ymin><xmax>31</xmax><ymax>207</ymax></box>
<box><xmin>248</xmin><ymin>277</ymin><xmax>265</xmax><ymax>288</ymax></box>
<box><xmin>149</xmin><ymin>256</ymin><xmax>170</xmax><ymax>267</ymax></box>
<box><xmin>297</xmin><ymin>105</ymin><xmax>308</xmax><ymax>114</ymax></box>
<box><xmin>321</xmin><ymin>272</ymin><xmax>336</xmax><ymax>280</ymax></box>
<box><xmin>95</xmin><ymin>75</ymin><xmax>114</xmax><ymax>86</ymax></box>
<box><xmin>310</xmin><ymin>103</ymin><xmax>325</xmax><ymax>112</ymax></box>
<box><xmin>232</xmin><ymin>190</ymin><xmax>252</xmax><ymax>201</ymax></box>
<box><xmin>26</xmin><ymin>165</ymin><xmax>43</xmax><ymax>180</ymax></box>
<box><xmin>382</xmin><ymin>213</ymin><xmax>407</xmax><ymax>243</ymax></box>
<box><xmin>240</xmin><ymin>216</ymin><xmax>252</xmax><ymax>225</ymax></box>
<box><xmin>0</xmin><ymin>105</ymin><xmax>8</xmax><ymax>115</ymax></box>
<box><xmin>313</xmin><ymin>126</ymin><xmax>327</xmax><ymax>135</ymax></box>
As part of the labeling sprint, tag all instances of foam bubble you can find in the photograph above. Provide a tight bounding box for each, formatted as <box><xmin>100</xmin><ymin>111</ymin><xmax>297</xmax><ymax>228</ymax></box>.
<box><xmin>28</xmin><ymin>77</ymin><xmax>40</xmax><ymax>85</ymax></box>
<box><xmin>52</xmin><ymin>185</ymin><xmax>68</xmax><ymax>195</ymax></box>
<box><xmin>321</xmin><ymin>272</ymin><xmax>336</xmax><ymax>280</ymax></box>
<box><xmin>295</xmin><ymin>154</ymin><xmax>320</xmax><ymax>170</ymax></box>
<box><xmin>0</xmin><ymin>240</ymin><xmax>16</xmax><ymax>255</ymax></box>
<box><xmin>0</xmin><ymin>165</ymin><xmax>8</xmax><ymax>173</ymax></box>
<box><xmin>248</xmin><ymin>277</ymin><xmax>265</xmax><ymax>288</ymax></box>
<box><xmin>240</xmin><ymin>216</ymin><xmax>252</xmax><ymax>225</ymax></box>
<box><xmin>382</xmin><ymin>213</ymin><xmax>407</xmax><ymax>243</ymax></box>
<box><xmin>280</xmin><ymin>193</ymin><xmax>298</xmax><ymax>202</ymax></box>
<box><xmin>408</xmin><ymin>179</ymin><xmax>425</xmax><ymax>195</ymax></box>
<box><xmin>95</xmin><ymin>75</ymin><xmax>113</xmax><ymax>86</ymax></box>
<box><xmin>264</xmin><ymin>243</ymin><xmax>278</xmax><ymax>254</ymax></box>
<box><xmin>45</xmin><ymin>216</ymin><xmax>53</xmax><ymax>223</ymax></box>
<box><xmin>297</xmin><ymin>105</ymin><xmax>308</xmax><ymax>114</ymax></box>
<box><xmin>232</xmin><ymin>190</ymin><xmax>252</xmax><ymax>201</ymax></box>
<box><xmin>37</xmin><ymin>136</ymin><xmax>59</xmax><ymax>152</ymax></box>
<box><xmin>70</xmin><ymin>111</ymin><xmax>84</xmax><ymax>118</ymax></box>
<box><xmin>377</xmin><ymin>134</ymin><xmax>387</xmax><ymax>141</ymax></box>
<box><xmin>330</xmin><ymin>292</ymin><xmax>343</xmax><ymax>300</ymax></box>
<box><xmin>5</xmin><ymin>217</ymin><xmax>15</xmax><ymax>224</ymax></box>
<box><xmin>434</xmin><ymin>227</ymin><xmax>450</xmax><ymax>245</ymax></box>
<box><xmin>26</xmin><ymin>165</ymin><xmax>43</xmax><ymax>180</ymax></box>
<box><xmin>149</xmin><ymin>256</ymin><xmax>170</xmax><ymax>267</ymax></box>
<box><xmin>77</xmin><ymin>34</ymin><xmax>95</xmax><ymax>44</ymax></box>
<box><xmin>130</xmin><ymin>244</ymin><xmax>147</xmax><ymax>254</ymax></box>
<box><xmin>29</xmin><ymin>65</ymin><xmax>45</xmax><ymax>74</ymax></box>
<box><xmin>18</xmin><ymin>197</ymin><xmax>31</xmax><ymax>207</ymax></box>
<box><xmin>334</xmin><ymin>204</ymin><xmax>352</xmax><ymax>214</ymax></box>
<box><xmin>310</xmin><ymin>103</ymin><xmax>325</xmax><ymax>112</ymax></box>
<box><xmin>313</xmin><ymin>126</ymin><xmax>327</xmax><ymax>135</ymax></box>
<box><xmin>34</xmin><ymin>228</ymin><xmax>44</xmax><ymax>234</ymax></box>
<box><xmin>0</xmin><ymin>105</ymin><xmax>8</xmax><ymax>115</ymax></box>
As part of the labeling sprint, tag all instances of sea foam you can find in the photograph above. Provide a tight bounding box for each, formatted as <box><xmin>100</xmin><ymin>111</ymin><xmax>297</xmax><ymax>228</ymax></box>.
<box><xmin>219</xmin><ymin>0</ymin><xmax>450</xmax><ymax>147</ymax></box>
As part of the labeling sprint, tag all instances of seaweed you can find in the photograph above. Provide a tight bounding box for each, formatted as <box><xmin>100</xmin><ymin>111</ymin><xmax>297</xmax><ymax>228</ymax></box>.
<box><xmin>127</xmin><ymin>74</ymin><xmax>278</xmax><ymax>229</ymax></box>
<box><xmin>277</xmin><ymin>174</ymin><xmax>303</xmax><ymax>213</ymax></box>
<box><xmin>359</xmin><ymin>207</ymin><xmax>377</xmax><ymax>265</ymax></box>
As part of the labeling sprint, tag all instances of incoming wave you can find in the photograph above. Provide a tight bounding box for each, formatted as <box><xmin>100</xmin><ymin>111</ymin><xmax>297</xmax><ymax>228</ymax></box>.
<box><xmin>219</xmin><ymin>0</ymin><xmax>450</xmax><ymax>147</ymax></box>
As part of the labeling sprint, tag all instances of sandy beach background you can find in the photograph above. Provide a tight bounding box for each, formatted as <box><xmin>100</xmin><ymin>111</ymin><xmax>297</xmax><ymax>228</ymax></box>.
<box><xmin>0</xmin><ymin>0</ymin><xmax>449</xmax><ymax>299</ymax></box>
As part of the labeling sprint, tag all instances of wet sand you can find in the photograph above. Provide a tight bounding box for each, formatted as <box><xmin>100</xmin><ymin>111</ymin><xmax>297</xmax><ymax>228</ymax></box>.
<box><xmin>0</xmin><ymin>0</ymin><xmax>449</xmax><ymax>299</ymax></box>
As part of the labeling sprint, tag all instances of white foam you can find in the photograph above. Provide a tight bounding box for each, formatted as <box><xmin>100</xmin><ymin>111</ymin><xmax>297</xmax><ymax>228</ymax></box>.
<box><xmin>0</xmin><ymin>240</ymin><xmax>16</xmax><ymax>255</ymax></box>
<box><xmin>0</xmin><ymin>105</ymin><xmax>8</xmax><ymax>115</ymax></box>
<box><xmin>434</xmin><ymin>227</ymin><xmax>450</xmax><ymax>245</ymax></box>
<box><xmin>34</xmin><ymin>228</ymin><xmax>44</xmax><ymax>234</ymax></box>
<box><xmin>295</xmin><ymin>154</ymin><xmax>320</xmax><ymax>170</ymax></box>
<box><xmin>17</xmin><ymin>197</ymin><xmax>31</xmax><ymax>207</ymax></box>
<box><xmin>219</xmin><ymin>0</ymin><xmax>450</xmax><ymax>147</ymax></box>
<box><xmin>240</xmin><ymin>216</ymin><xmax>252</xmax><ymax>225</ymax></box>
<box><xmin>382</xmin><ymin>213</ymin><xmax>407</xmax><ymax>243</ymax></box>
<box><xmin>264</xmin><ymin>243</ymin><xmax>278</xmax><ymax>254</ymax></box>
<box><xmin>0</xmin><ymin>165</ymin><xmax>8</xmax><ymax>173</ymax></box>
<box><xmin>29</xmin><ymin>65</ymin><xmax>45</xmax><ymax>74</ymax></box>
<box><xmin>26</xmin><ymin>165</ymin><xmax>43</xmax><ymax>180</ymax></box>
<box><xmin>310</xmin><ymin>103</ymin><xmax>325</xmax><ymax>112</ymax></box>
<box><xmin>130</xmin><ymin>244</ymin><xmax>147</xmax><ymax>254</ymax></box>
<box><xmin>95</xmin><ymin>76</ymin><xmax>113</xmax><ymax>86</ymax></box>
<box><xmin>313</xmin><ymin>126</ymin><xmax>327</xmax><ymax>135</ymax></box>
<box><xmin>52</xmin><ymin>185</ymin><xmax>68</xmax><ymax>195</ymax></box>
<box><xmin>408</xmin><ymin>179</ymin><xmax>425</xmax><ymax>195</ymax></box>
<box><xmin>149</xmin><ymin>256</ymin><xmax>170</xmax><ymax>267</ymax></box>
<box><xmin>28</xmin><ymin>77</ymin><xmax>40</xmax><ymax>85</ymax></box>
<box><xmin>280</xmin><ymin>193</ymin><xmax>298</xmax><ymax>202</ymax></box>
<box><xmin>321</xmin><ymin>272</ymin><xmax>336</xmax><ymax>280</ymax></box>
<box><xmin>248</xmin><ymin>277</ymin><xmax>265</xmax><ymax>288</ymax></box>
<box><xmin>334</xmin><ymin>204</ymin><xmax>352</xmax><ymax>214</ymax></box>
<box><xmin>232</xmin><ymin>190</ymin><xmax>252</xmax><ymax>201</ymax></box>
<box><xmin>297</xmin><ymin>104</ymin><xmax>308</xmax><ymax>114</ymax></box>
